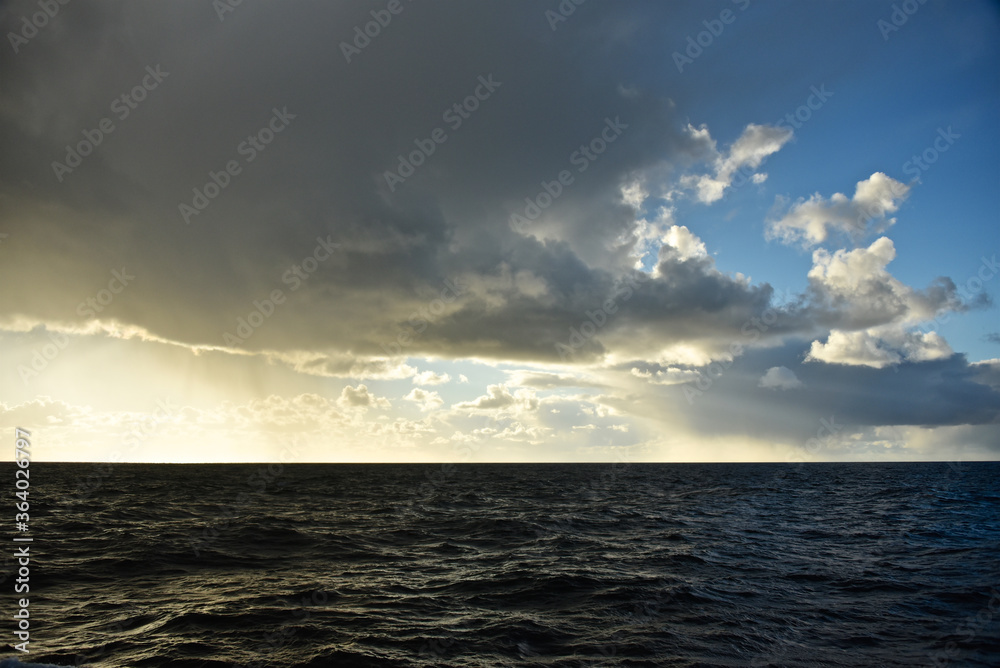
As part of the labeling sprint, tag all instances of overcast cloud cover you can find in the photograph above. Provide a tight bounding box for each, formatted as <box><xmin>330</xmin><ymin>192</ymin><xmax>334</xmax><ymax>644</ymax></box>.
<box><xmin>1</xmin><ymin>0</ymin><xmax>998</xmax><ymax>462</ymax></box>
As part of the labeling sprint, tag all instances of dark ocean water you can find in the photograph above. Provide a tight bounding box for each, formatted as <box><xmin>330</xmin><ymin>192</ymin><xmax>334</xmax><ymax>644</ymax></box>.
<box><xmin>3</xmin><ymin>462</ymin><xmax>999</xmax><ymax>667</ymax></box>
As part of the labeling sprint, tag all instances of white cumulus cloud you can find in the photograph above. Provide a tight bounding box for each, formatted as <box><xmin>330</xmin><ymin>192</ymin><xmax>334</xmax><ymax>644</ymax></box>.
<box><xmin>767</xmin><ymin>172</ymin><xmax>910</xmax><ymax>247</ymax></box>
<box><xmin>403</xmin><ymin>388</ymin><xmax>444</xmax><ymax>411</ymax></box>
<box><xmin>337</xmin><ymin>384</ymin><xmax>391</xmax><ymax>410</ymax></box>
<box><xmin>807</xmin><ymin>237</ymin><xmax>962</xmax><ymax>329</ymax></box>
<box><xmin>412</xmin><ymin>370</ymin><xmax>451</xmax><ymax>385</ymax></box>
<box><xmin>806</xmin><ymin>328</ymin><xmax>952</xmax><ymax>369</ymax></box>
<box><xmin>452</xmin><ymin>383</ymin><xmax>538</xmax><ymax>412</ymax></box>
<box><xmin>631</xmin><ymin>366</ymin><xmax>701</xmax><ymax>385</ymax></box>
<box><xmin>681</xmin><ymin>123</ymin><xmax>794</xmax><ymax>204</ymax></box>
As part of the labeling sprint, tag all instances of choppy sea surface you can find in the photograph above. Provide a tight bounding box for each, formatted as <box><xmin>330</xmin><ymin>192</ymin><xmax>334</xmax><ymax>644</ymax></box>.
<box><xmin>3</xmin><ymin>462</ymin><xmax>999</xmax><ymax>667</ymax></box>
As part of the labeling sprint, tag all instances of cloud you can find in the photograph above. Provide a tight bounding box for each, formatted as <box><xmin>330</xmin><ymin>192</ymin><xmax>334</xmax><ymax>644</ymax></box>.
<box><xmin>337</xmin><ymin>384</ymin><xmax>391</xmax><ymax>410</ymax></box>
<box><xmin>805</xmin><ymin>236</ymin><xmax>963</xmax><ymax>330</ymax></box>
<box><xmin>217</xmin><ymin>393</ymin><xmax>347</xmax><ymax>431</ymax></box>
<box><xmin>0</xmin><ymin>2</ymin><xmax>812</xmax><ymax>374</ymax></box>
<box><xmin>681</xmin><ymin>123</ymin><xmax>794</xmax><ymax>204</ymax></box>
<box><xmin>277</xmin><ymin>353</ymin><xmax>417</xmax><ymax>380</ymax></box>
<box><xmin>971</xmin><ymin>359</ymin><xmax>1000</xmax><ymax>390</ymax></box>
<box><xmin>631</xmin><ymin>366</ymin><xmax>701</xmax><ymax>385</ymax></box>
<box><xmin>449</xmin><ymin>420</ymin><xmax>550</xmax><ymax>445</ymax></box>
<box><xmin>452</xmin><ymin>383</ymin><xmax>538</xmax><ymax>412</ymax></box>
<box><xmin>412</xmin><ymin>371</ymin><xmax>451</xmax><ymax>385</ymax></box>
<box><xmin>767</xmin><ymin>172</ymin><xmax>910</xmax><ymax>247</ymax></box>
<box><xmin>403</xmin><ymin>388</ymin><xmax>444</xmax><ymax>411</ymax></box>
<box><xmin>802</xmin><ymin>331</ymin><xmax>872</xmax><ymax>370</ymax></box>
<box><xmin>795</xmin><ymin>236</ymin><xmax>965</xmax><ymax>369</ymax></box>
<box><xmin>806</xmin><ymin>329</ymin><xmax>951</xmax><ymax>368</ymax></box>
<box><xmin>661</xmin><ymin>342</ymin><xmax>1000</xmax><ymax>447</ymax></box>
<box><xmin>662</xmin><ymin>225</ymin><xmax>708</xmax><ymax>261</ymax></box>
<box><xmin>0</xmin><ymin>394</ymin><xmax>353</xmax><ymax>461</ymax></box>
<box><xmin>453</xmin><ymin>384</ymin><xmax>516</xmax><ymax>410</ymax></box>
<box><xmin>0</xmin><ymin>396</ymin><xmax>80</xmax><ymax>429</ymax></box>
<box><xmin>506</xmin><ymin>370</ymin><xmax>601</xmax><ymax>389</ymax></box>
<box><xmin>758</xmin><ymin>366</ymin><xmax>804</xmax><ymax>390</ymax></box>
<box><xmin>627</xmin><ymin>206</ymin><xmax>676</xmax><ymax>268</ymax></box>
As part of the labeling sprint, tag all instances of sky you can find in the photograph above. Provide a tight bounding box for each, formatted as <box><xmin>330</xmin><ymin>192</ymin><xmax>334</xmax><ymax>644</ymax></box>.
<box><xmin>1</xmin><ymin>0</ymin><xmax>998</xmax><ymax>463</ymax></box>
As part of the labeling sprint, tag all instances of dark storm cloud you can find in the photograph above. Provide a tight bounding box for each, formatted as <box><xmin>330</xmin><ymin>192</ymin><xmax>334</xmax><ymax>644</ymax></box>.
<box><xmin>648</xmin><ymin>342</ymin><xmax>1000</xmax><ymax>442</ymax></box>
<box><xmin>0</xmin><ymin>0</ymin><xmax>984</xmax><ymax>375</ymax></box>
<box><xmin>971</xmin><ymin>359</ymin><xmax>1000</xmax><ymax>390</ymax></box>
<box><xmin>0</xmin><ymin>0</ymin><xmax>777</xmax><ymax>358</ymax></box>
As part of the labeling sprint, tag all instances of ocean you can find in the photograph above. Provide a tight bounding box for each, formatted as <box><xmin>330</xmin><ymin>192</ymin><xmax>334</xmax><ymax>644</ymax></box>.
<box><xmin>3</xmin><ymin>462</ymin><xmax>998</xmax><ymax>667</ymax></box>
